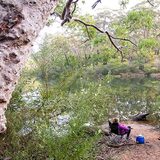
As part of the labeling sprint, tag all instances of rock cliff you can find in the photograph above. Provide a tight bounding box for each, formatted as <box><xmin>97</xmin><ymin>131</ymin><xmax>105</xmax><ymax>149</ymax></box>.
<box><xmin>0</xmin><ymin>0</ymin><xmax>57</xmax><ymax>133</ymax></box>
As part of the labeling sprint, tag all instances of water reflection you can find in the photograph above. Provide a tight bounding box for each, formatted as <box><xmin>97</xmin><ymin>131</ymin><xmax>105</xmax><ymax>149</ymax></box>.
<box><xmin>18</xmin><ymin>78</ymin><xmax>160</xmax><ymax>136</ymax></box>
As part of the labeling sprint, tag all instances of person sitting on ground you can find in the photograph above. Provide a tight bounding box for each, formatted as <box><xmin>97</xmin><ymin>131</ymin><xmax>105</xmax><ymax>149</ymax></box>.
<box><xmin>109</xmin><ymin>118</ymin><xmax>131</xmax><ymax>139</ymax></box>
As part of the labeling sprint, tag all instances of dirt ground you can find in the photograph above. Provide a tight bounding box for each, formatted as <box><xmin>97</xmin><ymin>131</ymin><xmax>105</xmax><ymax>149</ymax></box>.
<box><xmin>97</xmin><ymin>121</ymin><xmax>160</xmax><ymax>160</ymax></box>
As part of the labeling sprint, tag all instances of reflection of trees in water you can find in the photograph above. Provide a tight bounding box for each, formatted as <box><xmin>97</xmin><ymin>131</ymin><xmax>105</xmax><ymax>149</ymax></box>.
<box><xmin>109</xmin><ymin>79</ymin><xmax>160</xmax><ymax>119</ymax></box>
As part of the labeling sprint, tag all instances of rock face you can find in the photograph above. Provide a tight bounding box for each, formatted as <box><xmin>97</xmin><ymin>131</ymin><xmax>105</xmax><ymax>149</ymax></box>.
<box><xmin>0</xmin><ymin>0</ymin><xmax>57</xmax><ymax>133</ymax></box>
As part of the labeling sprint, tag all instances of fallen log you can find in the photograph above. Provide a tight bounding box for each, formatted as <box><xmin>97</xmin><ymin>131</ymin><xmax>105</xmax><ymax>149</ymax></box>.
<box><xmin>131</xmin><ymin>113</ymin><xmax>150</xmax><ymax>121</ymax></box>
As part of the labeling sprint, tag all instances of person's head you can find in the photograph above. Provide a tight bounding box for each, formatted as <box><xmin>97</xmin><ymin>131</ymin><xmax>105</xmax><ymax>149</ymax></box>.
<box><xmin>112</xmin><ymin>118</ymin><xmax>119</xmax><ymax>123</ymax></box>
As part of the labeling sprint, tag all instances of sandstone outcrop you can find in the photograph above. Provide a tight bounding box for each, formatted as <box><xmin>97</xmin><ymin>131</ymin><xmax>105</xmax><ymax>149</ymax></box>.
<box><xmin>0</xmin><ymin>0</ymin><xmax>57</xmax><ymax>133</ymax></box>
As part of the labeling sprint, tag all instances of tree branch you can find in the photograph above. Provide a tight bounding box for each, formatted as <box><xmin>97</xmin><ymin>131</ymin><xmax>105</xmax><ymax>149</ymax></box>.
<box><xmin>72</xmin><ymin>0</ymin><xmax>79</xmax><ymax>15</ymax></box>
<box><xmin>92</xmin><ymin>0</ymin><xmax>101</xmax><ymax>9</ymax></box>
<box><xmin>61</xmin><ymin>0</ymin><xmax>73</xmax><ymax>26</ymax></box>
<box><xmin>147</xmin><ymin>0</ymin><xmax>154</xmax><ymax>6</ymax></box>
<box><xmin>50</xmin><ymin>12</ymin><xmax>61</xmax><ymax>19</ymax></box>
<box><xmin>73</xmin><ymin>18</ymin><xmax>136</xmax><ymax>52</ymax></box>
<box><xmin>110</xmin><ymin>35</ymin><xmax>137</xmax><ymax>46</ymax></box>
<box><xmin>61</xmin><ymin>0</ymin><xmax>79</xmax><ymax>26</ymax></box>
<box><xmin>58</xmin><ymin>0</ymin><xmax>137</xmax><ymax>62</ymax></box>
<box><xmin>85</xmin><ymin>26</ymin><xmax>92</xmax><ymax>40</ymax></box>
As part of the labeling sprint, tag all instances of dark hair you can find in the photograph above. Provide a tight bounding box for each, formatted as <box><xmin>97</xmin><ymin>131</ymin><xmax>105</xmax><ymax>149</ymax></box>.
<box><xmin>112</xmin><ymin>118</ymin><xmax>119</xmax><ymax>123</ymax></box>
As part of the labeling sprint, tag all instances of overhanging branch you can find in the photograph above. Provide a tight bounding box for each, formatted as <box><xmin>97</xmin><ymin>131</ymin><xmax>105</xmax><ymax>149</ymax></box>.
<box><xmin>61</xmin><ymin>0</ymin><xmax>79</xmax><ymax>26</ymax></box>
<box><xmin>54</xmin><ymin>0</ymin><xmax>137</xmax><ymax>60</ymax></box>
<box><xmin>92</xmin><ymin>0</ymin><xmax>101</xmax><ymax>9</ymax></box>
<box><xmin>110</xmin><ymin>35</ymin><xmax>137</xmax><ymax>46</ymax></box>
<box><xmin>61</xmin><ymin>0</ymin><xmax>73</xmax><ymax>26</ymax></box>
<box><xmin>73</xmin><ymin>18</ymin><xmax>137</xmax><ymax>52</ymax></box>
<box><xmin>147</xmin><ymin>0</ymin><xmax>154</xmax><ymax>6</ymax></box>
<box><xmin>72</xmin><ymin>0</ymin><xmax>79</xmax><ymax>15</ymax></box>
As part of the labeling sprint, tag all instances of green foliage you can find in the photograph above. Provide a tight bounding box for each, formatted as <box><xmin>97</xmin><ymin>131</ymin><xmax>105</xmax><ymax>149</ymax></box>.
<box><xmin>139</xmin><ymin>38</ymin><xmax>159</xmax><ymax>50</ymax></box>
<box><xmin>92</xmin><ymin>35</ymin><xmax>106</xmax><ymax>45</ymax></box>
<box><xmin>112</xmin><ymin>22</ymin><xmax>128</xmax><ymax>38</ymax></box>
<box><xmin>111</xmin><ymin>7</ymin><xmax>159</xmax><ymax>64</ymax></box>
<box><xmin>143</xmin><ymin>64</ymin><xmax>159</xmax><ymax>74</ymax></box>
<box><xmin>67</xmin><ymin>14</ymin><xmax>97</xmax><ymax>40</ymax></box>
<box><xmin>125</xmin><ymin>9</ymin><xmax>154</xmax><ymax>30</ymax></box>
<box><xmin>54</xmin><ymin>0</ymin><xmax>66</xmax><ymax>14</ymax></box>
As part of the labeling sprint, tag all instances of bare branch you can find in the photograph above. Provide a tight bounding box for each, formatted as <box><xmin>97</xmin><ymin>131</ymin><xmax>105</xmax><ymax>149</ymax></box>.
<box><xmin>110</xmin><ymin>35</ymin><xmax>137</xmax><ymax>46</ymax></box>
<box><xmin>82</xmin><ymin>38</ymin><xmax>90</xmax><ymax>44</ymax></box>
<box><xmin>72</xmin><ymin>0</ymin><xmax>79</xmax><ymax>15</ymax></box>
<box><xmin>73</xmin><ymin>18</ymin><xmax>136</xmax><ymax>53</ymax></box>
<box><xmin>147</xmin><ymin>0</ymin><xmax>154</xmax><ymax>6</ymax></box>
<box><xmin>92</xmin><ymin>0</ymin><xmax>101</xmax><ymax>9</ymax></box>
<box><xmin>85</xmin><ymin>26</ymin><xmax>92</xmax><ymax>40</ymax></box>
<box><xmin>50</xmin><ymin>12</ymin><xmax>62</xmax><ymax>19</ymax></box>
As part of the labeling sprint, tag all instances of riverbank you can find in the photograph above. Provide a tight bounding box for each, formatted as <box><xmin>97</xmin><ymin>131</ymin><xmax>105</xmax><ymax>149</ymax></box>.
<box><xmin>96</xmin><ymin>121</ymin><xmax>160</xmax><ymax>160</ymax></box>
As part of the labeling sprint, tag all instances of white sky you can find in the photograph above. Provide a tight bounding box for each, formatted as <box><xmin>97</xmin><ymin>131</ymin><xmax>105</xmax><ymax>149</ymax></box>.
<box><xmin>79</xmin><ymin>0</ymin><xmax>140</xmax><ymax>13</ymax></box>
<box><xmin>32</xmin><ymin>0</ymin><xmax>143</xmax><ymax>52</ymax></box>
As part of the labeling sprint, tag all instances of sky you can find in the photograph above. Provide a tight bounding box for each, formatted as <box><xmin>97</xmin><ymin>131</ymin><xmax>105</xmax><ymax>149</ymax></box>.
<box><xmin>79</xmin><ymin>0</ymin><xmax>140</xmax><ymax>13</ymax></box>
<box><xmin>32</xmin><ymin>0</ymin><xmax>142</xmax><ymax>52</ymax></box>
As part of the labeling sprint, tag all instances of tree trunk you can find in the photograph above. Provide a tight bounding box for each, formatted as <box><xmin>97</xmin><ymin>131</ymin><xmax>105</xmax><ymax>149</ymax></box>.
<box><xmin>0</xmin><ymin>0</ymin><xmax>57</xmax><ymax>133</ymax></box>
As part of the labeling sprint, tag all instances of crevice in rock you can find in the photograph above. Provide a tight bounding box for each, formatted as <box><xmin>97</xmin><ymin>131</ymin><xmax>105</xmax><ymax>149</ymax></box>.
<box><xmin>0</xmin><ymin>1</ymin><xmax>24</xmax><ymax>42</ymax></box>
